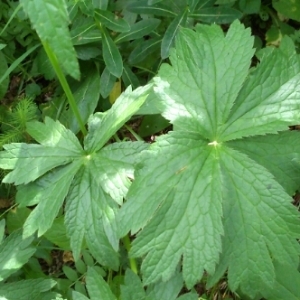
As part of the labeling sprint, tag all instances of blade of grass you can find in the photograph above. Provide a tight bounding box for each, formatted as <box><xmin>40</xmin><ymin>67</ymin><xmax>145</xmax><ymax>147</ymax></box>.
<box><xmin>42</xmin><ymin>41</ymin><xmax>87</xmax><ymax>136</ymax></box>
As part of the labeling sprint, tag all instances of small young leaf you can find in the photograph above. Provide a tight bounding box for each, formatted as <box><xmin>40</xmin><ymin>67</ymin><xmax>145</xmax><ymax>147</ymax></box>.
<box><xmin>101</xmin><ymin>26</ymin><xmax>123</xmax><ymax>78</ymax></box>
<box><xmin>75</xmin><ymin>258</ymin><xmax>87</xmax><ymax>274</ymax></box>
<box><xmin>94</xmin><ymin>9</ymin><xmax>130</xmax><ymax>32</ymax></box>
<box><xmin>86</xmin><ymin>267</ymin><xmax>117</xmax><ymax>300</ymax></box>
<box><xmin>72</xmin><ymin>290</ymin><xmax>89</xmax><ymax>300</ymax></box>
<box><xmin>120</xmin><ymin>269</ymin><xmax>146</xmax><ymax>300</ymax></box>
<box><xmin>75</xmin><ymin>281</ymin><xmax>88</xmax><ymax>297</ymax></box>
<box><xmin>63</xmin><ymin>265</ymin><xmax>79</xmax><ymax>282</ymax></box>
<box><xmin>82</xmin><ymin>250</ymin><xmax>95</xmax><ymax>267</ymax></box>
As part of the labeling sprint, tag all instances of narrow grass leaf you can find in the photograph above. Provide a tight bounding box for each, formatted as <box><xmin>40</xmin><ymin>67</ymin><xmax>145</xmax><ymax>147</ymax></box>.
<box><xmin>127</xmin><ymin>0</ymin><xmax>176</xmax><ymax>17</ymax></box>
<box><xmin>115</xmin><ymin>18</ymin><xmax>161</xmax><ymax>43</ymax></box>
<box><xmin>161</xmin><ymin>8</ymin><xmax>188</xmax><ymax>59</ymax></box>
<box><xmin>191</xmin><ymin>6</ymin><xmax>243</xmax><ymax>24</ymax></box>
<box><xmin>94</xmin><ymin>9</ymin><xmax>130</xmax><ymax>32</ymax></box>
<box><xmin>101</xmin><ymin>26</ymin><xmax>123</xmax><ymax>77</ymax></box>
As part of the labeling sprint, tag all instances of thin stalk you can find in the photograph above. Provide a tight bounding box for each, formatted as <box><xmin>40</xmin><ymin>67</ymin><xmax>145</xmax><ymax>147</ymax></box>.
<box><xmin>42</xmin><ymin>41</ymin><xmax>87</xmax><ymax>136</ymax></box>
<box><xmin>124</xmin><ymin>124</ymin><xmax>143</xmax><ymax>141</ymax></box>
<box><xmin>0</xmin><ymin>3</ymin><xmax>22</xmax><ymax>37</ymax></box>
<box><xmin>122</xmin><ymin>234</ymin><xmax>138</xmax><ymax>274</ymax></box>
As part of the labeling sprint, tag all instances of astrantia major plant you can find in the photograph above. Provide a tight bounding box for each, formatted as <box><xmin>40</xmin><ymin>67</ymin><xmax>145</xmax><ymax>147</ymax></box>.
<box><xmin>119</xmin><ymin>20</ymin><xmax>300</xmax><ymax>299</ymax></box>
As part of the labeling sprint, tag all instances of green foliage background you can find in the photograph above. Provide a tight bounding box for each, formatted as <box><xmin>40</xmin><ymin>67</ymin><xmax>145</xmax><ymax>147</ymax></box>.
<box><xmin>0</xmin><ymin>0</ymin><xmax>300</xmax><ymax>299</ymax></box>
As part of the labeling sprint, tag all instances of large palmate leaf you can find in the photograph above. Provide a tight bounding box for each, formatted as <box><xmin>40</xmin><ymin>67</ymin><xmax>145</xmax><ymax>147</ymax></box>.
<box><xmin>0</xmin><ymin>84</ymin><xmax>151</xmax><ymax>269</ymax></box>
<box><xmin>119</xmin><ymin>20</ymin><xmax>300</xmax><ymax>298</ymax></box>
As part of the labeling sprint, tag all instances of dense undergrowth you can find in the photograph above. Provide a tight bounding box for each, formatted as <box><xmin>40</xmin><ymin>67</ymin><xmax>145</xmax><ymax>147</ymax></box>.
<box><xmin>0</xmin><ymin>1</ymin><xmax>300</xmax><ymax>299</ymax></box>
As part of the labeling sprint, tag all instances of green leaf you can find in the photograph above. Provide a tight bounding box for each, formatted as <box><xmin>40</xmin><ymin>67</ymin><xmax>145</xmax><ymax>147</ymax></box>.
<box><xmin>127</xmin><ymin>0</ymin><xmax>176</xmax><ymax>17</ymax></box>
<box><xmin>273</xmin><ymin>0</ymin><xmax>300</xmax><ymax>21</ymax></box>
<box><xmin>60</xmin><ymin>65</ymin><xmax>101</xmax><ymax>134</ymax></box>
<box><xmin>73</xmin><ymin>290</ymin><xmax>90</xmax><ymax>300</ymax></box>
<box><xmin>262</xmin><ymin>261</ymin><xmax>300</xmax><ymax>300</ymax></box>
<box><xmin>138</xmin><ymin>114</ymin><xmax>170</xmax><ymax>137</ymax></box>
<box><xmin>122</xmin><ymin>64</ymin><xmax>140</xmax><ymax>89</ymax></box>
<box><xmin>23</xmin><ymin>160</ymin><xmax>82</xmax><ymax>238</ymax></box>
<box><xmin>146</xmin><ymin>270</ymin><xmax>183</xmax><ymax>300</ymax></box>
<box><xmin>0</xmin><ymin>117</ymin><xmax>83</xmax><ymax>184</ymax></box>
<box><xmin>101</xmin><ymin>26</ymin><xmax>123</xmax><ymax>77</ymax></box>
<box><xmin>0</xmin><ymin>50</ymin><xmax>9</xmax><ymax>99</ymax></box>
<box><xmin>94</xmin><ymin>9</ymin><xmax>130</xmax><ymax>32</ymax></box>
<box><xmin>84</xmin><ymin>83</ymin><xmax>152</xmax><ymax>152</ymax></box>
<box><xmin>65</xmin><ymin>141</ymin><xmax>148</xmax><ymax>265</ymax></box>
<box><xmin>119</xmin><ymin>132</ymin><xmax>224</xmax><ymax>287</ymax></box>
<box><xmin>86</xmin><ymin>267</ymin><xmax>117</xmax><ymax>300</ymax></box>
<box><xmin>0</xmin><ymin>220</ymin><xmax>5</xmax><ymax>243</ymax></box>
<box><xmin>239</xmin><ymin>0</ymin><xmax>261</xmax><ymax>14</ymax></box>
<box><xmin>221</xmin><ymin>56</ymin><xmax>300</xmax><ymax>140</ymax></box>
<box><xmin>228</xmin><ymin>131</ymin><xmax>300</xmax><ymax>195</ymax></box>
<box><xmin>0</xmin><ymin>230</ymin><xmax>35</xmax><ymax>281</ymax></box>
<box><xmin>65</xmin><ymin>165</ymin><xmax>120</xmax><ymax>267</ymax></box>
<box><xmin>44</xmin><ymin>216</ymin><xmax>71</xmax><ymax>250</ymax></box>
<box><xmin>154</xmin><ymin>20</ymin><xmax>254</xmax><ymax>140</ymax></box>
<box><xmin>100</xmin><ymin>66</ymin><xmax>117</xmax><ymax>98</ymax></box>
<box><xmin>119</xmin><ymin>21</ymin><xmax>300</xmax><ymax>298</ymax></box>
<box><xmin>0</xmin><ymin>279</ymin><xmax>56</xmax><ymax>300</ymax></box>
<box><xmin>207</xmin><ymin>146</ymin><xmax>299</xmax><ymax>298</ymax></box>
<box><xmin>20</xmin><ymin>0</ymin><xmax>80</xmax><ymax>79</ymax></box>
<box><xmin>63</xmin><ymin>265</ymin><xmax>79</xmax><ymax>281</ymax></box>
<box><xmin>120</xmin><ymin>269</ymin><xmax>146</xmax><ymax>300</ymax></box>
<box><xmin>115</xmin><ymin>18</ymin><xmax>161</xmax><ymax>44</ymax></box>
<box><xmin>191</xmin><ymin>6</ymin><xmax>243</xmax><ymax>24</ymax></box>
<box><xmin>6</xmin><ymin>207</ymin><xmax>31</xmax><ymax>233</ymax></box>
<box><xmin>128</xmin><ymin>38</ymin><xmax>161</xmax><ymax>65</ymax></box>
<box><xmin>161</xmin><ymin>8</ymin><xmax>188</xmax><ymax>59</ymax></box>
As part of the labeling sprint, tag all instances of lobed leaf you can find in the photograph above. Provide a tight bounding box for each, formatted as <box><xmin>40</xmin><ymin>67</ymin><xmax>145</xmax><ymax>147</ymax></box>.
<box><xmin>64</xmin><ymin>164</ymin><xmax>119</xmax><ymax>268</ymax></box>
<box><xmin>120</xmin><ymin>20</ymin><xmax>300</xmax><ymax>298</ymax></box>
<box><xmin>154</xmin><ymin>20</ymin><xmax>255</xmax><ymax>140</ymax></box>
<box><xmin>119</xmin><ymin>132</ymin><xmax>224</xmax><ymax>287</ymax></box>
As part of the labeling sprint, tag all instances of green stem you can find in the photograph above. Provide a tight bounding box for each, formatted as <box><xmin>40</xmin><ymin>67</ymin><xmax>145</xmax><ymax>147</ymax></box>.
<box><xmin>124</xmin><ymin>124</ymin><xmax>143</xmax><ymax>141</ymax></box>
<box><xmin>122</xmin><ymin>234</ymin><xmax>138</xmax><ymax>274</ymax></box>
<box><xmin>42</xmin><ymin>41</ymin><xmax>87</xmax><ymax>136</ymax></box>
